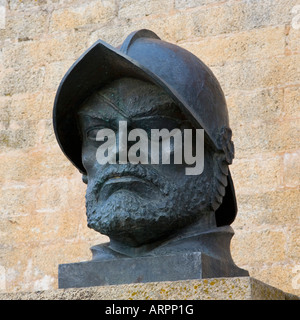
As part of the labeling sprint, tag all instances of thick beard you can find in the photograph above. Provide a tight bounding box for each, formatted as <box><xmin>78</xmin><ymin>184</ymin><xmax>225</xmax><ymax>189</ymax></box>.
<box><xmin>85</xmin><ymin>166</ymin><xmax>212</xmax><ymax>247</ymax></box>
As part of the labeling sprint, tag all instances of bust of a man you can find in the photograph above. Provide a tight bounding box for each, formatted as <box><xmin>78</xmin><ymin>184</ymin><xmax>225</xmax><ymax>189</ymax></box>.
<box><xmin>54</xmin><ymin>30</ymin><xmax>248</xmax><ymax>287</ymax></box>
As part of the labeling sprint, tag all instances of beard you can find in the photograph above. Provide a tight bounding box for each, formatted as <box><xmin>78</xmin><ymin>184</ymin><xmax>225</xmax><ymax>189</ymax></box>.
<box><xmin>85</xmin><ymin>164</ymin><xmax>212</xmax><ymax>247</ymax></box>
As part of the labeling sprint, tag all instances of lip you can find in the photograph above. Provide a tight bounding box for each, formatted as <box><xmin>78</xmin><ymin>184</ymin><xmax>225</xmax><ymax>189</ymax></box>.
<box><xmin>103</xmin><ymin>175</ymin><xmax>147</xmax><ymax>186</ymax></box>
<box><xmin>99</xmin><ymin>175</ymin><xmax>157</xmax><ymax>201</ymax></box>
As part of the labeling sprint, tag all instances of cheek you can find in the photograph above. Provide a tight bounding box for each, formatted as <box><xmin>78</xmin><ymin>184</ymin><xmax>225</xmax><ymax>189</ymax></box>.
<box><xmin>81</xmin><ymin>144</ymin><xmax>99</xmax><ymax>174</ymax></box>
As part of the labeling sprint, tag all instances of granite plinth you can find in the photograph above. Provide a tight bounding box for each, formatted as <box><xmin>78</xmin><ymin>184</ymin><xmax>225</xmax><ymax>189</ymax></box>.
<box><xmin>0</xmin><ymin>277</ymin><xmax>298</xmax><ymax>300</ymax></box>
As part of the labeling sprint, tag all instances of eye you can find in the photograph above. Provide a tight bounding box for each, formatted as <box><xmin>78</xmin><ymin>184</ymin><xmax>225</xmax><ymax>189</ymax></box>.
<box><xmin>86</xmin><ymin>126</ymin><xmax>107</xmax><ymax>141</ymax></box>
<box><xmin>84</xmin><ymin>119</ymin><xmax>113</xmax><ymax>141</ymax></box>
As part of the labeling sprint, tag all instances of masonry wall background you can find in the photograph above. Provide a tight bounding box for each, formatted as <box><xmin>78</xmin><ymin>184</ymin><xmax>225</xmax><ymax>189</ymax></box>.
<box><xmin>0</xmin><ymin>0</ymin><xmax>299</xmax><ymax>295</ymax></box>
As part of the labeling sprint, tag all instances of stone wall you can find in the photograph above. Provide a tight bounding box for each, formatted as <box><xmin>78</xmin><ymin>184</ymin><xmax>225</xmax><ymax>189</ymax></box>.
<box><xmin>0</xmin><ymin>0</ymin><xmax>299</xmax><ymax>295</ymax></box>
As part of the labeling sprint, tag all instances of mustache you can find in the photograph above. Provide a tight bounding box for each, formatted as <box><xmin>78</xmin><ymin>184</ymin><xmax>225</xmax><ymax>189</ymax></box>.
<box><xmin>86</xmin><ymin>164</ymin><xmax>172</xmax><ymax>196</ymax></box>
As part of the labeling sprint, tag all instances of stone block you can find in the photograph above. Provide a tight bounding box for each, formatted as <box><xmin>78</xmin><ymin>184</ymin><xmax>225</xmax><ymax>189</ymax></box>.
<box><xmin>35</xmin><ymin>179</ymin><xmax>70</xmax><ymax>212</ymax></box>
<box><xmin>0</xmin><ymin>92</ymin><xmax>54</xmax><ymax>133</ymax></box>
<box><xmin>119</xmin><ymin>0</ymin><xmax>174</xmax><ymax>18</ymax></box>
<box><xmin>212</xmin><ymin>55</ymin><xmax>299</xmax><ymax>92</ymax></box>
<box><xmin>0</xmin><ymin>8</ymin><xmax>49</xmax><ymax>40</ymax></box>
<box><xmin>0</xmin><ymin>187</ymin><xmax>84</xmax><ymax>246</ymax></box>
<box><xmin>226</xmin><ymin>87</ymin><xmax>284</xmax><ymax>125</ymax></box>
<box><xmin>0</xmin><ymin>146</ymin><xmax>76</xmax><ymax>184</ymax></box>
<box><xmin>166</xmin><ymin>14</ymin><xmax>196</xmax><ymax>42</ymax></box>
<box><xmin>284</xmin><ymin>86</ymin><xmax>300</xmax><ymax>119</ymax></box>
<box><xmin>33</xmin><ymin>176</ymin><xmax>86</xmax><ymax>214</ymax></box>
<box><xmin>134</xmin><ymin>12</ymin><xmax>194</xmax><ymax>43</ymax></box>
<box><xmin>230</xmin><ymin>155</ymin><xmax>282</xmax><ymax>194</ymax></box>
<box><xmin>0</xmin><ymin>96</ymin><xmax>12</xmax><ymax>123</ymax></box>
<box><xmin>7</xmin><ymin>0</ymin><xmax>52</xmax><ymax>11</ymax></box>
<box><xmin>32</xmin><ymin>240</ymin><xmax>95</xmax><ymax>283</ymax></box>
<box><xmin>2</xmin><ymin>32</ymin><xmax>89</xmax><ymax>68</ymax></box>
<box><xmin>0</xmin><ymin>151</ymin><xmax>30</xmax><ymax>183</ymax></box>
<box><xmin>283</xmin><ymin>151</ymin><xmax>300</xmax><ymax>187</ymax></box>
<box><xmin>10</xmin><ymin>93</ymin><xmax>48</xmax><ymax>121</ymax></box>
<box><xmin>248</xmin><ymin>264</ymin><xmax>300</xmax><ymax>297</ymax></box>
<box><xmin>0</xmin><ymin>120</ymin><xmax>39</xmax><ymax>149</ymax></box>
<box><xmin>231</xmin><ymin>230</ymin><xmax>286</xmax><ymax>266</ymax></box>
<box><xmin>35</xmin><ymin>119</ymin><xmax>56</xmax><ymax>145</ymax></box>
<box><xmin>0</xmin><ymin>182</ymin><xmax>36</xmax><ymax>217</ymax></box>
<box><xmin>0</xmin><ymin>244</ymin><xmax>36</xmax><ymax>292</ymax></box>
<box><xmin>88</xmin><ymin>22</ymin><xmax>133</xmax><ymax>48</ymax></box>
<box><xmin>50</xmin><ymin>1</ymin><xmax>117</xmax><ymax>32</ymax></box>
<box><xmin>0</xmin><ymin>239</ymin><xmax>96</xmax><ymax>292</ymax></box>
<box><xmin>231</xmin><ymin>118</ymin><xmax>299</xmax><ymax>158</ymax></box>
<box><xmin>278</xmin><ymin>119</ymin><xmax>300</xmax><ymax>152</ymax></box>
<box><xmin>232</xmin><ymin>188</ymin><xmax>300</xmax><ymax>227</ymax></box>
<box><xmin>0</xmin><ymin>277</ymin><xmax>298</xmax><ymax>300</ymax></box>
<box><xmin>30</xmin><ymin>145</ymin><xmax>77</xmax><ymax>179</ymax></box>
<box><xmin>175</xmin><ymin>0</ymin><xmax>218</xmax><ymax>9</ymax></box>
<box><xmin>96</xmin><ymin>10</ymin><xmax>195</xmax><ymax>45</ymax></box>
<box><xmin>189</xmin><ymin>0</ymin><xmax>298</xmax><ymax>38</ymax></box>
<box><xmin>182</xmin><ymin>26</ymin><xmax>285</xmax><ymax>66</ymax></box>
<box><xmin>287</xmin><ymin>226</ymin><xmax>300</xmax><ymax>260</ymax></box>
<box><xmin>44</xmin><ymin>60</ymin><xmax>75</xmax><ymax>91</ymax></box>
<box><xmin>286</xmin><ymin>26</ymin><xmax>300</xmax><ymax>54</ymax></box>
<box><xmin>1</xmin><ymin>65</ymin><xmax>45</xmax><ymax>96</ymax></box>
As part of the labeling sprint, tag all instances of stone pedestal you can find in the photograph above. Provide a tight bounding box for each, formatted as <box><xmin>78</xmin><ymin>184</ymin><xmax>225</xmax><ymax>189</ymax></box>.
<box><xmin>0</xmin><ymin>277</ymin><xmax>298</xmax><ymax>300</ymax></box>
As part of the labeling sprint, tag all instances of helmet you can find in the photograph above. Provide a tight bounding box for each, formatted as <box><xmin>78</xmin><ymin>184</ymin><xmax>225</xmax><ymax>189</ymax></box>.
<box><xmin>53</xmin><ymin>29</ymin><xmax>237</xmax><ymax>226</ymax></box>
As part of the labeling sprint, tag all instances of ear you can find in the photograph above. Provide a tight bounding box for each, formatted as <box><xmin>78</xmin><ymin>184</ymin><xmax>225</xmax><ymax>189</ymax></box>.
<box><xmin>216</xmin><ymin>127</ymin><xmax>234</xmax><ymax>165</ymax></box>
<box><xmin>211</xmin><ymin>152</ymin><xmax>228</xmax><ymax>212</ymax></box>
<box><xmin>82</xmin><ymin>174</ymin><xmax>88</xmax><ymax>184</ymax></box>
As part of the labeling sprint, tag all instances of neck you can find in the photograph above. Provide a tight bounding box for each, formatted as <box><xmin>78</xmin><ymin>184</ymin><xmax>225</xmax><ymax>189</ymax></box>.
<box><xmin>107</xmin><ymin>211</ymin><xmax>218</xmax><ymax>258</ymax></box>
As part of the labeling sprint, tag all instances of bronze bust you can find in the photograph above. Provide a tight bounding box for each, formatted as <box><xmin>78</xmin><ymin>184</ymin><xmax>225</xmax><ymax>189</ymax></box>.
<box><xmin>53</xmin><ymin>29</ymin><xmax>248</xmax><ymax>288</ymax></box>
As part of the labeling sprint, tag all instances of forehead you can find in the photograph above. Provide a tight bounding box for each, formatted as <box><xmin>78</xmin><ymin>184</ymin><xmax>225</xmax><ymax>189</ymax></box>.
<box><xmin>78</xmin><ymin>77</ymin><xmax>183</xmax><ymax>119</ymax></box>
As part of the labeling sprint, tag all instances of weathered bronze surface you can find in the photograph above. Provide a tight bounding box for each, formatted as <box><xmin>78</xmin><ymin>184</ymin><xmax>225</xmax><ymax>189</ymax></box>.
<box><xmin>53</xmin><ymin>29</ymin><xmax>248</xmax><ymax>288</ymax></box>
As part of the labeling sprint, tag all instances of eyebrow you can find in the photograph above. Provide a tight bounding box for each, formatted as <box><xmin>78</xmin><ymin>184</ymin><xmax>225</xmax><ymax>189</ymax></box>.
<box><xmin>78</xmin><ymin>114</ymin><xmax>111</xmax><ymax>123</ymax></box>
<box><xmin>78</xmin><ymin>95</ymin><xmax>183</xmax><ymax>120</ymax></box>
<box><xmin>78</xmin><ymin>112</ymin><xmax>185</xmax><ymax>129</ymax></box>
<box><xmin>96</xmin><ymin>93</ymin><xmax>128</xmax><ymax>118</ymax></box>
<box><xmin>133</xmin><ymin>102</ymin><xmax>181</xmax><ymax>118</ymax></box>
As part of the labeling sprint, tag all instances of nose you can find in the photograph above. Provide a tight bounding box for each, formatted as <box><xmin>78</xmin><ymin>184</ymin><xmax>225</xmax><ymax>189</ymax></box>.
<box><xmin>115</xmin><ymin>120</ymin><xmax>149</xmax><ymax>164</ymax></box>
<box><xmin>115</xmin><ymin>120</ymin><xmax>130</xmax><ymax>164</ymax></box>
